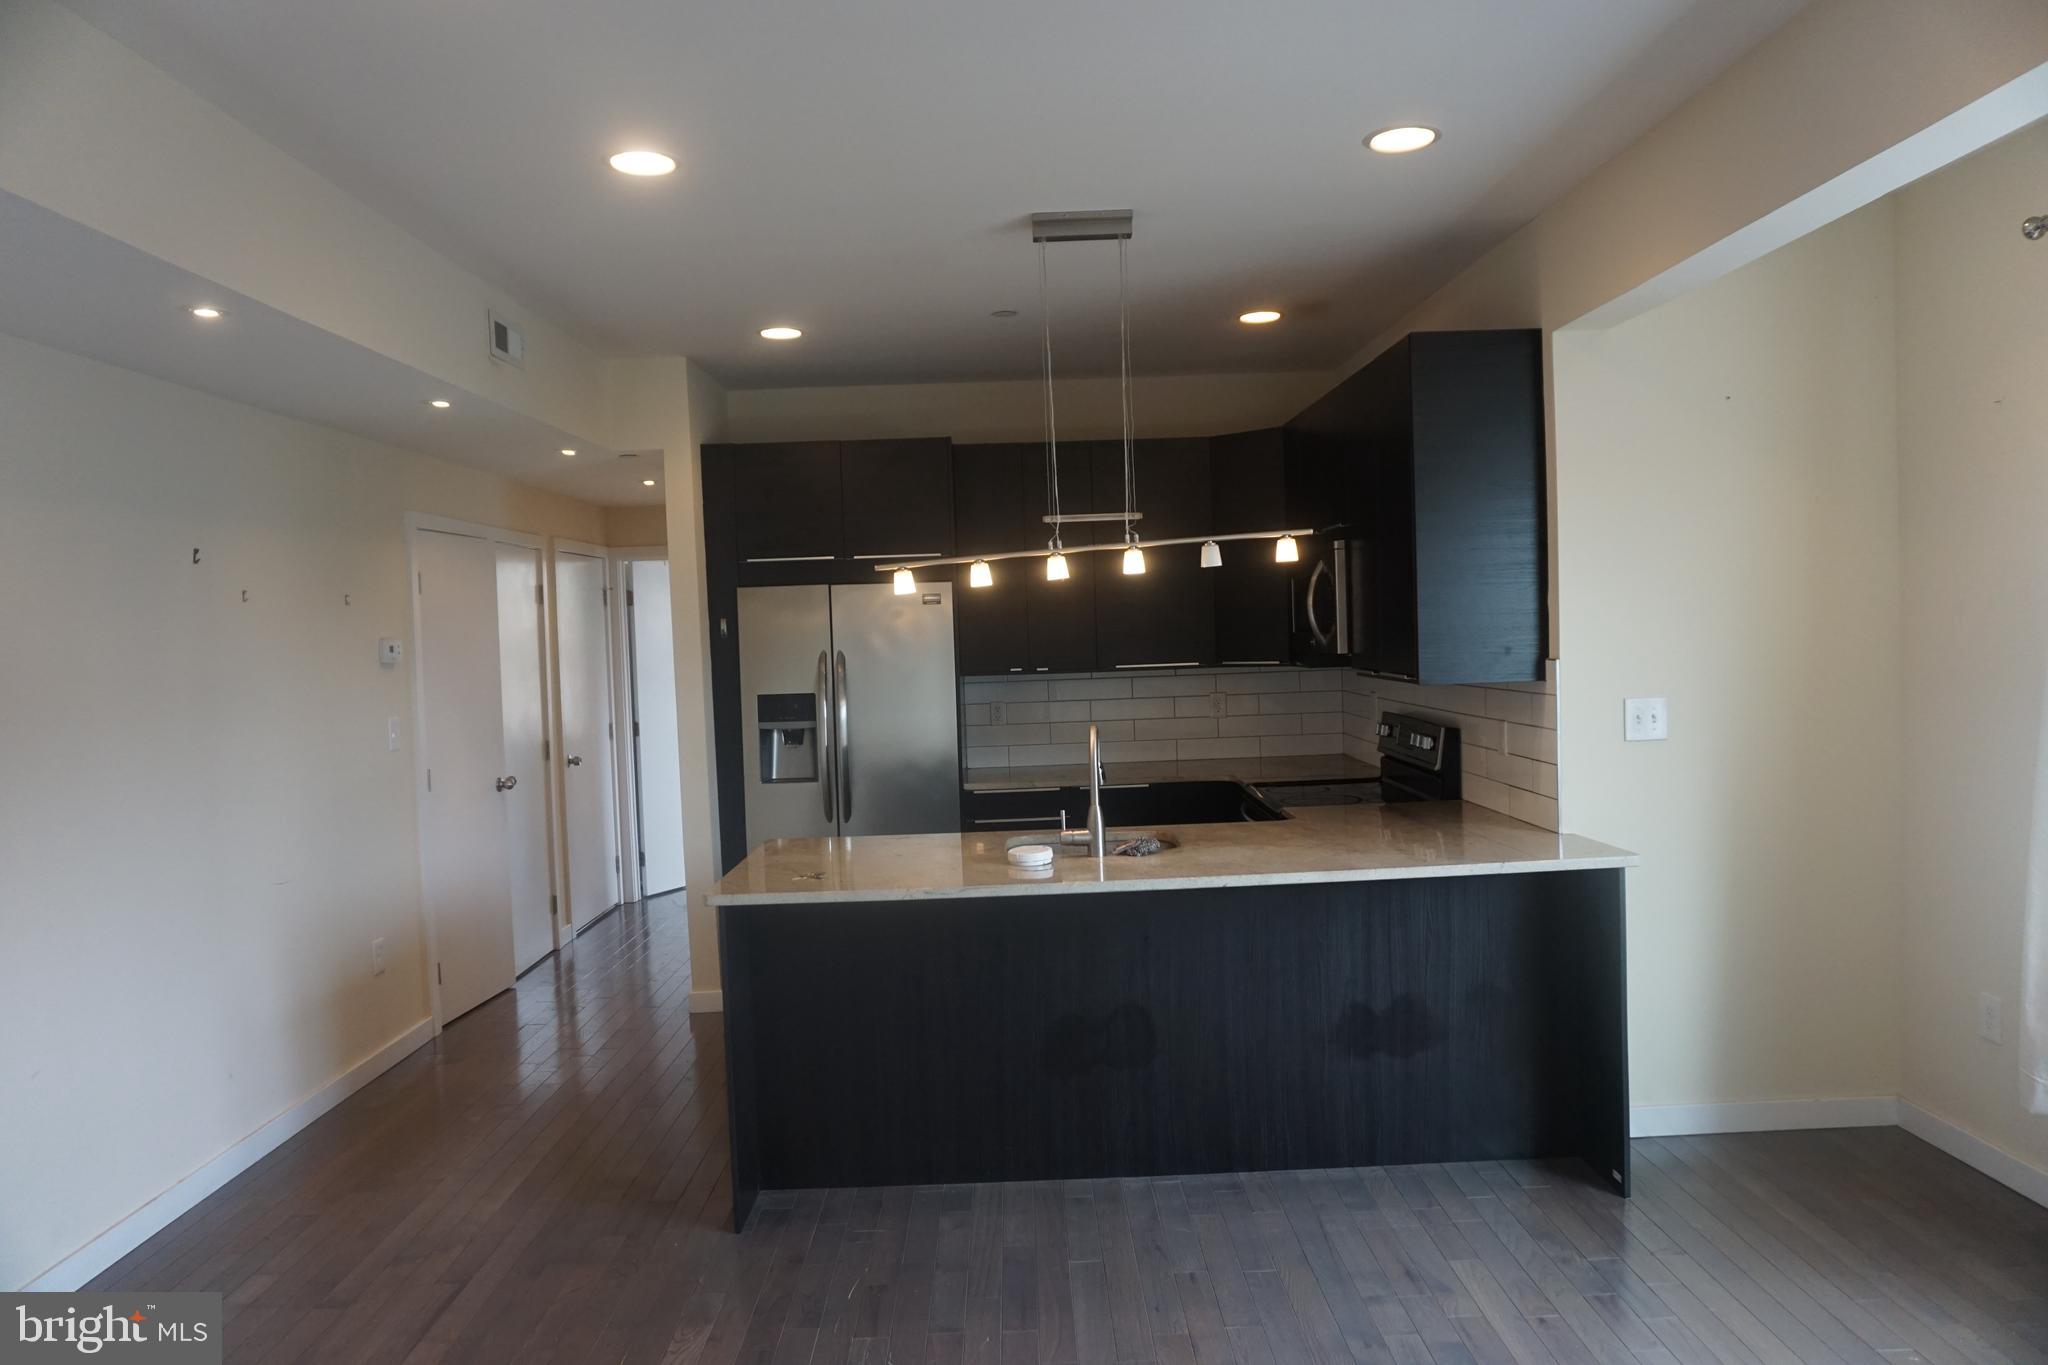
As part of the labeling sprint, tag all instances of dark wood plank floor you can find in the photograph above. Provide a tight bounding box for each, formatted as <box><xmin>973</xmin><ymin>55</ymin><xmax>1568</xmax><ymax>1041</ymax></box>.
<box><xmin>89</xmin><ymin>896</ymin><xmax>2048</xmax><ymax>1365</ymax></box>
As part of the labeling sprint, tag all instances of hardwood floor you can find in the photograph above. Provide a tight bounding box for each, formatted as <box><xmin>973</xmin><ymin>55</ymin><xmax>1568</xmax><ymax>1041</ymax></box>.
<box><xmin>89</xmin><ymin>896</ymin><xmax>2048</xmax><ymax>1365</ymax></box>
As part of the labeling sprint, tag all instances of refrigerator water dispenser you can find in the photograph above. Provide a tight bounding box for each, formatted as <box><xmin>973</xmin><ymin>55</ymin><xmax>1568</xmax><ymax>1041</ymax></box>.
<box><xmin>757</xmin><ymin>693</ymin><xmax>819</xmax><ymax>784</ymax></box>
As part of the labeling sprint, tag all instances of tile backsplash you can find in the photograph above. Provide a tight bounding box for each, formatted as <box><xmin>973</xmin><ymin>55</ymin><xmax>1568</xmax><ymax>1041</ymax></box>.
<box><xmin>961</xmin><ymin>668</ymin><xmax>1348</xmax><ymax>768</ymax></box>
<box><xmin>1347</xmin><ymin>667</ymin><xmax>1560</xmax><ymax>830</ymax></box>
<box><xmin>961</xmin><ymin>662</ymin><xmax>1561</xmax><ymax>831</ymax></box>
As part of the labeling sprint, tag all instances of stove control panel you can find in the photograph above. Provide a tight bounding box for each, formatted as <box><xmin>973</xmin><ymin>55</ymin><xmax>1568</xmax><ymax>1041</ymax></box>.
<box><xmin>1376</xmin><ymin>713</ymin><xmax>1451</xmax><ymax>773</ymax></box>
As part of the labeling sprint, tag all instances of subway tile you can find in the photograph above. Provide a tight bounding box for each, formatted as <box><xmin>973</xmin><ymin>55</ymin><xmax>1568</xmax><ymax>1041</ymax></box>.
<box><xmin>1460</xmin><ymin>743</ymin><xmax>1486</xmax><ymax>776</ymax></box>
<box><xmin>1132</xmin><ymin>674</ymin><xmax>1217</xmax><ymax>698</ymax></box>
<box><xmin>1099</xmin><ymin>740</ymin><xmax>1179</xmax><ymax>763</ymax></box>
<box><xmin>1343</xmin><ymin>692</ymin><xmax>1376</xmax><ymax>717</ymax></box>
<box><xmin>1529</xmin><ymin>760</ymin><xmax>1558</xmax><ymax>798</ymax></box>
<box><xmin>1298</xmin><ymin>712</ymin><xmax>1343</xmax><ymax>734</ymax></box>
<box><xmin>961</xmin><ymin>703</ymin><xmax>992</xmax><ymax>726</ymax></box>
<box><xmin>964</xmin><ymin>746</ymin><xmax>1009</xmax><ymax>768</ymax></box>
<box><xmin>1461</xmin><ymin>773</ymin><xmax>1514</xmax><ymax>816</ymax></box>
<box><xmin>1343</xmin><ymin>734</ymin><xmax>1375</xmax><ymax>764</ymax></box>
<box><xmin>1343</xmin><ymin>670</ymin><xmax>1376</xmax><ymax>695</ymax></box>
<box><xmin>964</xmin><ymin>680</ymin><xmax>1048</xmax><ymax>704</ymax></box>
<box><xmin>1050</xmin><ymin>678</ymin><xmax>1132</xmax><ymax>701</ymax></box>
<box><xmin>1503</xmin><ymin>722</ymin><xmax>1557</xmax><ymax>763</ymax></box>
<box><xmin>1342</xmin><ymin>712</ymin><xmax>1376</xmax><ymax>739</ymax></box>
<box><xmin>1048</xmin><ymin>719</ymin><xmax>1132</xmax><ymax>744</ymax></box>
<box><xmin>1259</xmin><ymin>733</ymin><xmax>1343</xmax><ymax>757</ymax></box>
<box><xmin>1510</xmin><ymin>789</ymin><xmax>1560</xmax><ymax>831</ymax></box>
<box><xmin>1175</xmin><ymin>737</ymin><xmax>1263</xmax><ymax>761</ymax></box>
<box><xmin>1217</xmin><ymin>671</ymin><xmax>1299</xmax><ymax>693</ymax></box>
<box><xmin>1003</xmin><ymin>700</ymin><xmax>1091</xmax><ymax>724</ymax></box>
<box><xmin>1484</xmin><ymin>749</ymin><xmax>1536</xmax><ymax>791</ymax></box>
<box><xmin>1225</xmin><ymin>693</ymin><xmax>1260</xmax><ymax>716</ymax></box>
<box><xmin>1484</xmin><ymin>688</ymin><xmax>1548</xmax><ymax>726</ymax></box>
<box><xmin>1135</xmin><ymin>717</ymin><xmax>1219</xmax><ymax>741</ymax></box>
<box><xmin>1218</xmin><ymin>714</ymin><xmax>1301</xmax><ymax>738</ymax></box>
<box><xmin>1006</xmin><ymin>742</ymin><xmax>1092</xmax><ymax>767</ymax></box>
<box><xmin>1260</xmin><ymin>690</ymin><xmax>1344</xmax><ymax>715</ymax></box>
<box><xmin>1088</xmin><ymin>697</ymin><xmax>1176</xmax><ymax>721</ymax></box>
<box><xmin>1174</xmin><ymin>694</ymin><xmax>1228</xmax><ymax>718</ymax></box>
<box><xmin>962</xmin><ymin>722</ymin><xmax>1051</xmax><ymax>747</ymax></box>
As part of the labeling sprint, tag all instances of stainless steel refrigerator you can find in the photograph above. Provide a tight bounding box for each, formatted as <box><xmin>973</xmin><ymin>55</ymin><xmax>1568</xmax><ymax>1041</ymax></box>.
<box><xmin>738</xmin><ymin>581</ymin><xmax>960</xmax><ymax>841</ymax></box>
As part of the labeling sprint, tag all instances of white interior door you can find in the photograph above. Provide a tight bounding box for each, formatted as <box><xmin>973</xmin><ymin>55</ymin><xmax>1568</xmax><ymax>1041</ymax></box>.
<box><xmin>629</xmin><ymin>561</ymin><xmax>686</xmax><ymax>896</ymax></box>
<box><xmin>556</xmin><ymin>549</ymin><xmax>620</xmax><ymax>926</ymax></box>
<box><xmin>414</xmin><ymin>529</ymin><xmax>515</xmax><ymax>1021</ymax></box>
<box><xmin>495</xmin><ymin>543</ymin><xmax>553</xmax><ymax>971</ymax></box>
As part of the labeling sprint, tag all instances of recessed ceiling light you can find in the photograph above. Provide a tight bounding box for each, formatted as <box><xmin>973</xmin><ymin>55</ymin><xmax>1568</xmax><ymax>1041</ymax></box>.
<box><xmin>188</xmin><ymin>305</ymin><xmax>225</xmax><ymax>320</ymax></box>
<box><xmin>609</xmin><ymin>149</ymin><xmax>676</xmax><ymax>176</ymax></box>
<box><xmin>1367</xmin><ymin>125</ymin><xmax>1438</xmax><ymax>154</ymax></box>
<box><xmin>1239</xmin><ymin>309</ymin><xmax>1282</xmax><ymax>325</ymax></box>
<box><xmin>642</xmin><ymin>478</ymin><xmax>657</xmax><ymax>487</ymax></box>
<box><xmin>759</xmin><ymin>326</ymin><xmax>803</xmax><ymax>341</ymax></box>
<box><xmin>560</xmin><ymin>448</ymin><xmax>578</xmax><ymax>457</ymax></box>
<box><xmin>428</xmin><ymin>399</ymin><xmax>452</xmax><ymax>409</ymax></box>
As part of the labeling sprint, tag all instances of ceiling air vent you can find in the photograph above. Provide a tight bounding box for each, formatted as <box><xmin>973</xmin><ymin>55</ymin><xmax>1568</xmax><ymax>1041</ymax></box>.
<box><xmin>488</xmin><ymin>309</ymin><xmax>525</xmax><ymax>368</ymax></box>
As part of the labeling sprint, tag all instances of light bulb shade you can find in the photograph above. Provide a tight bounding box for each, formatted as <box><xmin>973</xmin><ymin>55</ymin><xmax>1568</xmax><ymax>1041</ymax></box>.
<box><xmin>1123</xmin><ymin>545</ymin><xmax>1147</xmax><ymax>575</ymax></box>
<box><xmin>1274</xmin><ymin>534</ymin><xmax>1300</xmax><ymax>563</ymax></box>
<box><xmin>1045</xmin><ymin>552</ymin><xmax>1069</xmax><ymax>582</ymax></box>
<box><xmin>968</xmin><ymin>559</ymin><xmax>994</xmax><ymax>588</ymax></box>
<box><xmin>892</xmin><ymin>567</ymin><xmax>917</xmax><ymax>595</ymax></box>
<box><xmin>1199</xmin><ymin>540</ymin><xmax>1222</xmax><ymax>569</ymax></box>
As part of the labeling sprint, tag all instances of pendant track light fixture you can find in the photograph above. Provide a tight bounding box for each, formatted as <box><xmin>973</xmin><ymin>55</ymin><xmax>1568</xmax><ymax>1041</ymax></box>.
<box><xmin>872</xmin><ymin>210</ymin><xmax>1312</xmax><ymax>589</ymax></box>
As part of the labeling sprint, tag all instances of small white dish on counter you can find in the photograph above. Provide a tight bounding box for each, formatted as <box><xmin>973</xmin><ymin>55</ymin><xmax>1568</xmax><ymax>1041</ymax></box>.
<box><xmin>1006</xmin><ymin>844</ymin><xmax>1055</xmax><ymax>869</ymax></box>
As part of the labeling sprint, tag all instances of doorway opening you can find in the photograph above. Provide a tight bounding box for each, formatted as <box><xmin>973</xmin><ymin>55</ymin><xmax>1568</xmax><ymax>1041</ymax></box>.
<box><xmin>620</xmin><ymin>556</ymin><xmax>686</xmax><ymax>899</ymax></box>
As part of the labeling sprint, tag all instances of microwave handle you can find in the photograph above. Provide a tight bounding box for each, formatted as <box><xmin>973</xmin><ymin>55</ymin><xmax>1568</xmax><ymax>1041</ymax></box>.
<box><xmin>1305</xmin><ymin>557</ymin><xmax>1333</xmax><ymax>649</ymax></box>
<box><xmin>1332</xmin><ymin>541</ymin><xmax>1350</xmax><ymax>656</ymax></box>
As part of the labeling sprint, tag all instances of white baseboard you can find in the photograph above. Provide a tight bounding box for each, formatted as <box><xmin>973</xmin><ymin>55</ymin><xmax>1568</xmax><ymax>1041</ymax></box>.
<box><xmin>1897</xmin><ymin>1098</ymin><xmax>2048</xmax><ymax>1209</ymax></box>
<box><xmin>688</xmin><ymin>989</ymin><xmax>723</xmax><ymax>1014</ymax></box>
<box><xmin>23</xmin><ymin>1017</ymin><xmax>434</xmax><ymax>1292</ymax></box>
<box><xmin>1630</xmin><ymin>1095</ymin><xmax>1900</xmax><ymax>1137</ymax></box>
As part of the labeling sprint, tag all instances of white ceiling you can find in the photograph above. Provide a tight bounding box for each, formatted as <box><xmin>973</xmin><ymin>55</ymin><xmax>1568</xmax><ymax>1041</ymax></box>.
<box><xmin>0</xmin><ymin>190</ymin><xmax>667</xmax><ymax>505</ymax></box>
<box><xmin>60</xmin><ymin>0</ymin><xmax>1804</xmax><ymax>391</ymax></box>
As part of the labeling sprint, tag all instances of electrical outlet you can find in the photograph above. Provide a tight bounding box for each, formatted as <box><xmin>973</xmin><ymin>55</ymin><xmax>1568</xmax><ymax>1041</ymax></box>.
<box><xmin>1978</xmin><ymin>991</ymin><xmax>2004</xmax><ymax>1045</ymax></box>
<box><xmin>371</xmin><ymin>937</ymin><xmax>388</xmax><ymax>977</ymax></box>
<box><xmin>1624</xmin><ymin>697</ymin><xmax>1669</xmax><ymax>742</ymax></box>
<box><xmin>1211</xmin><ymin>692</ymin><xmax>1228</xmax><ymax>718</ymax></box>
<box><xmin>989</xmin><ymin>701</ymin><xmax>1006</xmax><ymax>725</ymax></box>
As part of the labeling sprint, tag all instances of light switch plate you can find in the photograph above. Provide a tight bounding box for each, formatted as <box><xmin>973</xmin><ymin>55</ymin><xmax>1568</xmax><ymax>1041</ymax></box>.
<box><xmin>1624</xmin><ymin>697</ymin><xmax>1669</xmax><ymax>742</ymax></box>
<box><xmin>379</xmin><ymin>637</ymin><xmax>403</xmax><ymax>667</ymax></box>
<box><xmin>1979</xmin><ymin>991</ymin><xmax>2004</xmax><ymax>1044</ymax></box>
<box><xmin>371</xmin><ymin>937</ymin><xmax>388</xmax><ymax>977</ymax></box>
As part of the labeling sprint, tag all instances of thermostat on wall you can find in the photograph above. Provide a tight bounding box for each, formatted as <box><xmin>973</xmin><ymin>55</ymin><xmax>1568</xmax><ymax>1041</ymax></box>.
<box><xmin>379</xmin><ymin>638</ymin><xmax>404</xmax><ymax>667</ymax></box>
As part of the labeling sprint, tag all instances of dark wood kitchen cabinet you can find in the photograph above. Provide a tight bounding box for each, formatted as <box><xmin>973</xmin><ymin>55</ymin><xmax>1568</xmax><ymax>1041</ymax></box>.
<box><xmin>839</xmin><ymin>438</ymin><xmax>955</xmax><ymax>560</ymax></box>
<box><xmin>950</xmin><ymin>443</ymin><xmax>1035</xmax><ymax>675</ymax></box>
<box><xmin>949</xmin><ymin>441</ymin><xmax>1098</xmax><ymax>675</ymax></box>
<box><xmin>1090</xmin><ymin>437</ymin><xmax>1214</xmax><ymax>669</ymax></box>
<box><xmin>1287</xmin><ymin>329</ymin><xmax>1545</xmax><ymax>683</ymax></box>
<box><xmin>723</xmin><ymin>441</ymin><xmax>844</xmax><ymax>562</ymax></box>
<box><xmin>1208</xmin><ymin>428</ymin><xmax>1292</xmax><ymax>666</ymax></box>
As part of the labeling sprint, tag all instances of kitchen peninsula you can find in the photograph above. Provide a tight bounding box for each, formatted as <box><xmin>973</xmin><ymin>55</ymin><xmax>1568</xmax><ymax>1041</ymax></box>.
<box><xmin>711</xmin><ymin>802</ymin><xmax>1636</xmax><ymax>1231</ymax></box>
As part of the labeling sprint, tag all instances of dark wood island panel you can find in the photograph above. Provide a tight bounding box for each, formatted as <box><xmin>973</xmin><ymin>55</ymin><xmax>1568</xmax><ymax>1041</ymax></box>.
<box><xmin>720</xmin><ymin>868</ymin><xmax>1627</xmax><ymax>1231</ymax></box>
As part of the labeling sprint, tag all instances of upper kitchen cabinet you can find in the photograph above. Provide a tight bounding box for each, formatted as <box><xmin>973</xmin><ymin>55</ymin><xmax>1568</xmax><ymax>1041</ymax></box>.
<box><xmin>840</xmin><ymin>438</ymin><xmax>955</xmax><ymax>560</ymax></box>
<box><xmin>721</xmin><ymin>441</ymin><xmax>845</xmax><ymax>562</ymax></box>
<box><xmin>1208</xmin><ymin>428</ymin><xmax>1292</xmax><ymax>666</ymax></box>
<box><xmin>1289</xmin><ymin>329</ymin><xmax>1545</xmax><ymax>683</ymax></box>
<box><xmin>1091</xmin><ymin>437</ymin><xmax>1214</xmax><ymax>669</ymax></box>
<box><xmin>951</xmin><ymin>442</ymin><xmax>1035</xmax><ymax>675</ymax></box>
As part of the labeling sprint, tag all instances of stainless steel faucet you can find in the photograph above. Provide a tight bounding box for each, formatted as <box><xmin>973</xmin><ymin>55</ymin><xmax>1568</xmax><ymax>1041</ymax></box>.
<box><xmin>1086</xmin><ymin>722</ymin><xmax>1107</xmax><ymax>857</ymax></box>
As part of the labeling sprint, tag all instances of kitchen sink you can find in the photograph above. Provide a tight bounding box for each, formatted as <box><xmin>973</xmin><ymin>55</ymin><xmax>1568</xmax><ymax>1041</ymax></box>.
<box><xmin>963</xmin><ymin>779</ymin><xmax>1285</xmax><ymax>833</ymax></box>
<box><xmin>1004</xmin><ymin>831</ymin><xmax>1179</xmax><ymax>859</ymax></box>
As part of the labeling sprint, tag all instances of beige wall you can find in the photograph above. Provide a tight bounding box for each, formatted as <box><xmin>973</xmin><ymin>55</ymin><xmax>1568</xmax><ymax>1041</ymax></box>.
<box><xmin>1552</xmin><ymin>206</ymin><xmax>1905</xmax><ymax>1109</ymax></box>
<box><xmin>1896</xmin><ymin>124</ymin><xmax>2048</xmax><ymax>1172</ymax></box>
<box><xmin>0</xmin><ymin>331</ymin><xmax>601</xmax><ymax>1290</ymax></box>
<box><xmin>723</xmin><ymin>371</ymin><xmax>1336</xmax><ymax>444</ymax></box>
<box><xmin>602</xmin><ymin>504</ymin><xmax>669</xmax><ymax>547</ymax></box>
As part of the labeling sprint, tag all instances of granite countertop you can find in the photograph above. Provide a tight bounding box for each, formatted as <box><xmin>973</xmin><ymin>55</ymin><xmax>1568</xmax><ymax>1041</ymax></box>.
<box><xmin>708</xmin><ymin>801</ymin><xmax>1636</xmax><ymax>905</ymax></box>
<box><xmin>961</xmin><ymin>753</ymin><xmax>1381</xmax><ymax>792</ymax></box>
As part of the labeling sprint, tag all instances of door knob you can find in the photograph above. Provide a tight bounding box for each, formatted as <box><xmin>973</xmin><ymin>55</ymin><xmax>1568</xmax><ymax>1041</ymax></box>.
<box><xmin>566</xmin><ymin>755</ymin><xmax>583</xmax><ymax>767</ymax></box>
<box><xmin>495</xmin><ymin>775</ymin><xmax>518</xmax><ymax>792</ymax></box>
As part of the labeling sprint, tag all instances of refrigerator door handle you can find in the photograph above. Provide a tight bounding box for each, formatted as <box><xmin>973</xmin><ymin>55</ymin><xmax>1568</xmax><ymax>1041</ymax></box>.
<box><xmin>835</xmin><ymin>649</ymin><xmax>852</xmax><ymax>821</ymax></box>
<box><xmin>816</xmin><ymin>649</ymin><xmax>836</xmax><ymax>824</ymax></box>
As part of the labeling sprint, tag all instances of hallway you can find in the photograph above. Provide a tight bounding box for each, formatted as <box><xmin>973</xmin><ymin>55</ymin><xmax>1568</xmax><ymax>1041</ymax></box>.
<box><xmin>86</xmin><ymin>897</ymin><xmax>2048</xmax><ymax>1365</ymax></box>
